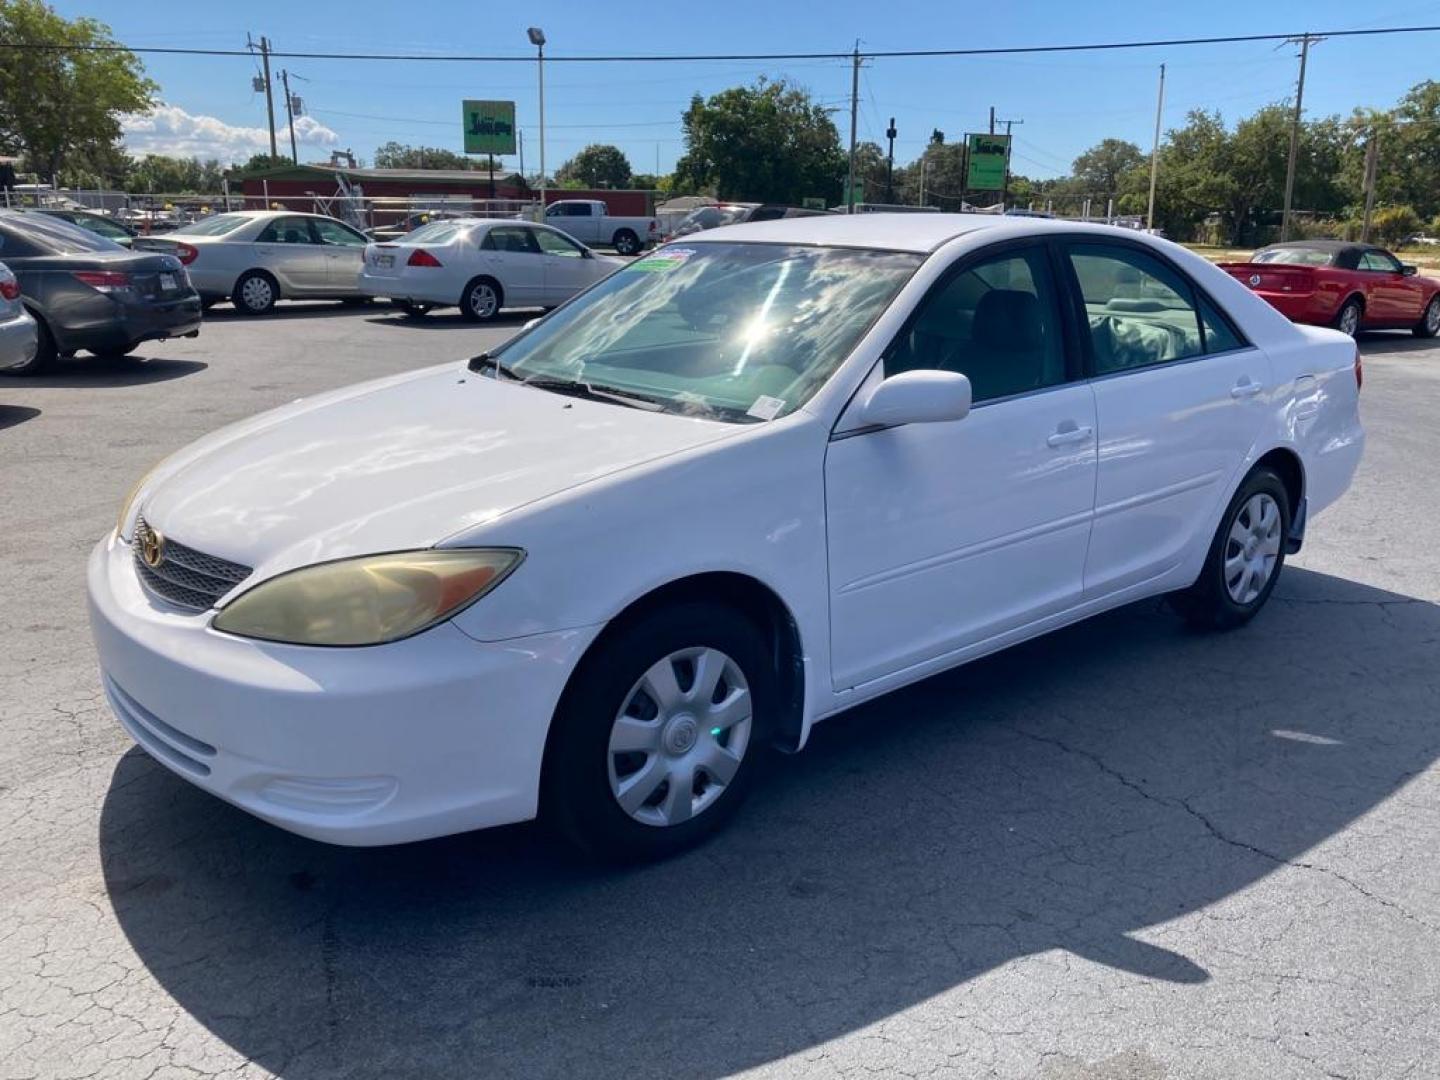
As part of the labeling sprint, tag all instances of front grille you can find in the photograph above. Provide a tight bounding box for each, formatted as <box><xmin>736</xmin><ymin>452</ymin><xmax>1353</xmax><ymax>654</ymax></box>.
<box><xmin>133</xmin><ymin>516</ymin><xmax>252</xmax><ymax>611</ymax></box>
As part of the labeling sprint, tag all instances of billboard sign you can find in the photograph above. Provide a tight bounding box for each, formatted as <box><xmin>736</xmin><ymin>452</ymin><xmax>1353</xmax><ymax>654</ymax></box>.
<box><xmin>462</xmin><ymin>100</ymin><xmax>517</xmax><ymax>156</ymax></box>
<box><xmin>965</xmin><ymin>133</ymin><xmax>1010</xmax><ymax>191</ymax></box>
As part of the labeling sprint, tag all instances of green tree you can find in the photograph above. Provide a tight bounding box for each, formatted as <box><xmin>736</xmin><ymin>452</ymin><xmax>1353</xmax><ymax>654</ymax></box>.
<box><xmin>126</xmin><ymin>154</ymin><xmax>224</xmax><ymax>193</ymax></box>
<box><xmin>0</xmin><ymin>0</ymin><xmax>155</xmax><ymax>181</ymax></box>
<box><xmin>630</xmin><ymin>172</ymin><xmax>664</xmax><ymax>190</ymax></box>
<box><xmin>673</xmin><ymin>78</ymin><xmax>846</xmax><ymax>203</ymax></box>
<box><xmin>372</xmin><ymin>142</ymin><xmax>475</xmax><ymax>170</ymax></box>
<box><xmin>556</xmin><ymin>144</ymin><xmax>633</xmax><ymax>188</ymax></box>
<box><xmin>229</xmin><ymin>153</ymin><xmax>292</xmax><ymax>176</ymax></box>
<box><xmin>1071</xmin><ymin>138</ymin><xmax>1146</xmax><ymax>198</ymax></box>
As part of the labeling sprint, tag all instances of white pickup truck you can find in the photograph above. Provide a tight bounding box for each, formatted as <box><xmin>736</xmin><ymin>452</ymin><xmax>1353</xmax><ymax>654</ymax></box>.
<box><xmin>543</xmin><ymin>200</ymin><xmax>659</xmax><ymax>256</ymax></box>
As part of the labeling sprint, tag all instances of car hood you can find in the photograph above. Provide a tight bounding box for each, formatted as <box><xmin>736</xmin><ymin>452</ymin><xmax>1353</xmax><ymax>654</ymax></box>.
<box><xmin>140</xmin><ymin>363</ymin><xmax>739</xmax><ymax>578</ymax></box>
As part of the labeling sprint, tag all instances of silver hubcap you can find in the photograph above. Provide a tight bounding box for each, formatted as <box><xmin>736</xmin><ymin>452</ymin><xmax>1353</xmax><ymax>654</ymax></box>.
<box><xmin>1427</xmin><ymin>300</ymin><xmax>1439</xmax><ymax>332</ymax></box>
<box><xmin>1340</xmin><ymin>304</ymin><xmax>1359</xmax><ymax>336</ymax></box>
<box><xmin>241</xmin><ymin>277</ymin><xmax>272</xmax><ymax>310</ymax></box>
<box><xmin>469</xmin><ymin>285</ymin><xmax>497</xmax><ymax>318</ymax></box>
<box><xmin>607</xmin><ymin>646</ymin><xmax>753</xmax><ymax>828</ymax></box>
<box><xmin>1224</xmin><ymin>492</ymin><xmax>1282</xmax><ymax>605</ymax></box>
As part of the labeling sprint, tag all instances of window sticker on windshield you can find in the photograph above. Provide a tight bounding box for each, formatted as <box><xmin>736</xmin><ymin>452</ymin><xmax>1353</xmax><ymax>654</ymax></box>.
<box><xmin>628</xmin><ymin>247</ymin><xmax>695</xmax><ymax>272</ymax></box>
<box><xmin>746</xmin><ymin>394</ymin><xmax>787</xmax><ymax>421</ymax></box>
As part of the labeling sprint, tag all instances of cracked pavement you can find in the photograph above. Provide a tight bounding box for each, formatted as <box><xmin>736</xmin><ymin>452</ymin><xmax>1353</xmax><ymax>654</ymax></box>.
<box><xmin>2</xmin><ymin>305</ymin><xmax>1438</xmax><ymax>1079</ymax></box>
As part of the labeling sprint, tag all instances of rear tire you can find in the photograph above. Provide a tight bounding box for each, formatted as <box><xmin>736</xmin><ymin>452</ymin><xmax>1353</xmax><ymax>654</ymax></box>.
<box><xmin>1414</xmin><ymin>295</ymin><xmax>1440</xmax><ymax>338</ymax></box>
<box><xmin>1169</xmin><ymin>466</ymin><xmax>1290</xmax><ymax>630</ymax></box>
<box><xmin>543</xmin><ymin>603</ymin><xmax>775</xmax><ymax>863</ymax></box>
<box><xmin>612</xmin><ymin>229</ymin><xmax>640</xmax><ymax>256</ymax></box>
<box><xmin>232</xmin><ymin>271</ymin><xmax>277</xmax><ymax>316</ymax></box>
<box><xmin>3</xmin><ymin>312</ymin><xmax>56</xmax><ymax>376</ymax></box>
<box><xmin>1333</xmin><ymin>297</ymin><xmax>1363</xmax><ymax>337</ymax></box>
<box><xmin>459</xmin><ymin>277</ymin><xmax>502</xmax><ymax>322</ymax></box>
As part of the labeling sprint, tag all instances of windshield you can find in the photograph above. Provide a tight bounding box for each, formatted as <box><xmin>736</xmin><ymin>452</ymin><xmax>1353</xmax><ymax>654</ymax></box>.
<box><xmin>170</xmin><ymin>214</ymin><xmax>250</xmax><ymax>237</ymax></box>
<box><xmin>491</xmin><ymin>242</ymin><xmax>921</xmax><ymax>423</ymax></box>
<box><xmin>1253</xmin><ymin>247</ymin><xmax>1335</xmax><ymax>266</ymax></box>
<box><xmin>13</xmin><ymin>213</ymin><xmax>124</xmax><ymax>253</ymax></box>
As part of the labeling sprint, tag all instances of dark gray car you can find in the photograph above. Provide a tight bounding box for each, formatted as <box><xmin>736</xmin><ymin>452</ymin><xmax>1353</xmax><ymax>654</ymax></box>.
<box><xmin>0</xmin><ymin>210</ymin><xmax>201</xmax><ymax>376</ymax></box>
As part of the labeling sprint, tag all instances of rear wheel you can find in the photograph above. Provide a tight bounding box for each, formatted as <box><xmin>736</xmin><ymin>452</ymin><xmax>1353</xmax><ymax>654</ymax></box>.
<box><xmin>1414</xmin><ymin>295</ymin><xmax>1440</xmax><ymax>338</ymax></box>
<box><xmin>544</xmin><ymin>603</ymin><xmax>774</xmax><ymax>862</ymax></box>
<box><xmin>459</xmin><ymin>278</ymin><xmax>502</xmax><ymax>322</ymax></box>
<box><xmin>1169</xmin><ymin>467</ymin><xmax>1290</xmax><ymax>630</ymax></box>
<box><xmin>1334</xmin><ymin>297</ymin><xmax>1363</xmax><ymax>337</ymax></box>
<box><xmin>3</xmin><ymin>312</ymin><xmax>56</xmax><ymax>376</ymax></box>
<box><xmin>612</xmin><ymin>229</ymin><xmax>640</xmax><ymax>256</ymax></box>
<box><xmin>233</xmin><ymin>271</ymin><xmax>277</xmax><ymax>316</ymax></box>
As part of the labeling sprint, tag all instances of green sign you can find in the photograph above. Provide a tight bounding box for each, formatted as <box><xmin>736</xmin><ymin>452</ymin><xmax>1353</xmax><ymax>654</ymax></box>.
<box><xmin>802</xmin><ymin>196</ymin><xmax>827</xmax><ymax>210</ymax></box>
<box><xmin>965</xmin><ymin>133</ymin><xmax>1010</xmax><ymax>191</ymax></box>
<box><xmin>462</xmin><ymin>100</ymin><xmax>516</xmax><ymax>156</ymax></box>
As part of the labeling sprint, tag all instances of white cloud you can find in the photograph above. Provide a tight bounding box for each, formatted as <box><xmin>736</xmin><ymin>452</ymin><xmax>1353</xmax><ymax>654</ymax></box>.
<box><xmin>121</xmin><ymin>103</ymin><xmax>340</xmax><ymax>163</ymax></box>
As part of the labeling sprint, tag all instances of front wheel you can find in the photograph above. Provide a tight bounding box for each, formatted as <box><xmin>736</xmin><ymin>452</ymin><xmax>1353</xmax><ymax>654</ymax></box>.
<box><xmin>1169</xmin><ymin>467</ymin><xmax>1290</xmax><ymax>630</ymax></box>
<box><xmin>612</xmin><ymin>229</ymin><xmax>640</xmax><ymax>256</ymax></box>
<box><xmin>1414</xmin><ymin>296</ymin><xmax>1440</xmax><ymax>338</ymax></box>
<box><xmin>1334</xmin><ymin>297</ymin><xmax>1362</xmax><ymax>337</ymax></box>
<box><xmin>543</xmin><ymin>603</ymin><xmax>774</xmax><ymax>862</ymax></box>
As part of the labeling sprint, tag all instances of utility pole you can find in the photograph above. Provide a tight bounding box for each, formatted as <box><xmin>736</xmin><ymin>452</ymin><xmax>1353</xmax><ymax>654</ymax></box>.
<box><xmin>846</xmin><ymin>42</ymin><xmax>861</xmax><ymax>214</ymax></box>
<box><xmin>988</xmin><ymin>105</ymin><xmax>995</xmax><ymax>135</ymax></box>
<box><xmin>249</xmin><ymin>34</ymin><xmax>279</xmax><ymax>160</ymax></box>
<box><xmin>1361</xmin><ymin>128</ymin><xmax>1380</xmax><ymax>242</ymax></box>
<box><xmin>885</xmin><ymin>117</ymin><xmax>897</xmax><ymax>203</ymax></box>
<box><xmin>1281</xmin><ymin>33</ymin><xmax>1322</xmax><ymax>242</ymax></box>
<box><xmin>280</xmin><ymin>70</ymin><xmax>298</xmax><ymax>164</ymax></box>
<box><xmin>996</xmin><ymin>116</ymin><xmax>1022</xmax><ymax>208</ymax></box>
<box><xmin>1147</xmin><ymin>63</ymin><xmax>1166</xmax><ymax>231</ymax></box>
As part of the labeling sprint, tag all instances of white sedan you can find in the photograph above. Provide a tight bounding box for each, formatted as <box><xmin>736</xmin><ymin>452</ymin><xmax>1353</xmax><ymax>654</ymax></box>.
<box><xmin>357</xmin><ymin>218</ymin><xmax>626</xmax><ymax>320</ymax></box>
<box><xmin>135</xmin><ymin>210</ymin><xmax>372</xmax><ymax>315</ymax></box>
<box><xmin>89</xmin><ymin>215</ymin><xmax>1364</xmax><ymax>861</ymax></box>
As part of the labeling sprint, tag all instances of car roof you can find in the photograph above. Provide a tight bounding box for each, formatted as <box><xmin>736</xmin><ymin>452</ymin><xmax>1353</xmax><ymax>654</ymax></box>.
<box><xmin>686</xmin><ymin>212</ymin><xmax>1160</xmax><ymax>254</ymax></box>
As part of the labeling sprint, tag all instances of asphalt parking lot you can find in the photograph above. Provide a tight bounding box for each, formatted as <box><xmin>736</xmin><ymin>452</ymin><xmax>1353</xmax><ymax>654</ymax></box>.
<box><xmin>2</xmin><ymin>302</ymin><xmax>1438</xmax><ymax>1080</ymax></box>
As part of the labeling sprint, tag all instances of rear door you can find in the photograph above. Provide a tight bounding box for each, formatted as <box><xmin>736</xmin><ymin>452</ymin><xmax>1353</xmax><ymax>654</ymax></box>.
<box><xmin>253</xmin><ymin>216</ymin><xmax>329</xmax><ymax>292</ymax></box>
<box><xmin>1061</xmin><ymin>239</ymin><xmax>1271</xmax><ymax>597</ymax></box>
<box><xmin>310</xmin><ymin>217</ymin><xmax>369</xmax><ymax>293</ymax></box>
<box><xmin>480</xmin><ymin>225</ymin><xmax>545</xmax><ymax>305</ymax></box>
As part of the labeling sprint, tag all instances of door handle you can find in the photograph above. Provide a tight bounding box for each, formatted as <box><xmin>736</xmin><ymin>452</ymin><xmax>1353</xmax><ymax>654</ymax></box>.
<box><xmin>1230</xmin><ymin>379</ymin><xmax>1264</xmax><ymax>399</ymax></box>
<box><xmin>1046</xmin><ymin>425</ymin><xmax>1093</xmax><ymax>448</ymax></box>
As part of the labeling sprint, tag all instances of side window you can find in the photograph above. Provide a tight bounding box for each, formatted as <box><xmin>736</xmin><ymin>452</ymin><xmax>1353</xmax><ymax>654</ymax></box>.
<box><xmin>1198</xmin><ymin>296</ymin><xmax>1246</xmax><ymax>354</ymax></box>
<box><xmin>884</xmin><ymin>245</ymin><xmax>1067</xmax><ymax>404</ymax></box>
<box><xmin>534</xmin><ymin>228</ymin><xmax>584</xmax><ymax>257</ymax></box>
<box><xmin>484</xmin><ymin>226</ymin><xmax>541</xmax><ymax>255</ymax></box>
<box><xmin>256</xmin><ymin>217</ymin><xmax>314</xmax><ymax>244</ymax></box>
<box><xmin>1360</xmin><ymin>250</ymin><xmax>1401</xmax><ymax>273</ymax></box>
<box><xmin>1066</xmin><ymin>244</ymin><xmax>1204</xmax><ymax>374</ymax></box>
<box><xmin>312</xmin><ymin>218</ymin><xmax>366</xmax><ymax>246</ymax></box>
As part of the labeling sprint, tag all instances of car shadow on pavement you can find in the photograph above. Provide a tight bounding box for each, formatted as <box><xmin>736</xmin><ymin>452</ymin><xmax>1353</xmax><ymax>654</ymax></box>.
<box><xmin>16</xmin><ymin>356</ymin><xmax>207</xmax><ymax>388</ymax></box>
<box><xmin>203</xmin><ymin>302</ymin><xmax>379</xmax><ymax>321</ymax></box>
<box><xmin>0</xmin><ymin>404</ymin><xmax>40</xmax><ymax>430</ymax></box>
<box><xmin>98</xmin><ymin>568</ymin><xmax>1440</xmax><ymax>1078</ymax></box>
<box><xmin>364</xmin><ymin>310</ymin><xmax>541</xmax><ymax>331</ymax></box>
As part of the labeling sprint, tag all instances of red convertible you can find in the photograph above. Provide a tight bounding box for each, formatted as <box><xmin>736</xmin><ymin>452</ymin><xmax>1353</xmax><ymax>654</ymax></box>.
<box><xmin>1221</xmin><ymin>240</ymin><xmax>1440</xmax><ymax>338</ymax></box>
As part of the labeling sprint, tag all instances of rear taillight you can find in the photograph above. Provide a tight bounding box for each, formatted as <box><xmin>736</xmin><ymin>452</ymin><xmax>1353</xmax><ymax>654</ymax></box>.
<box><xmin>0</xmin><ymin>277</ymin><xmax>18</xmax><ymax>301</ymax></box>
<box><xmin>71</xmin><ymin>270</ymin><xmax>132</xmax><ymax>293</ymax></box>
<box><xmin>1354</xmin><ymin>346</ymin><xmax>1363</xmax><ymax>392</ymax></box>
<box><xmin>407</xmin><ymin>248</ymin><xmax>442</xmax><ymax>268</ymax></box>
<box><xmin>174</xmin><ymin>242</ymin><xmax>199</xmax><ymax>265</ymax></box>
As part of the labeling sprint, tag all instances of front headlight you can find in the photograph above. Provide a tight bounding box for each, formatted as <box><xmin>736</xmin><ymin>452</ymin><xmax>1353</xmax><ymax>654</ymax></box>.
<box><xmin>116</xmin><ymin>465</ymin><xmax>158</xmax><ymax>540</ymax></box>
<box><xmin>211</xmin><ymin>548</ymin><xmax>523</xmax><ymax>647</ymax></box>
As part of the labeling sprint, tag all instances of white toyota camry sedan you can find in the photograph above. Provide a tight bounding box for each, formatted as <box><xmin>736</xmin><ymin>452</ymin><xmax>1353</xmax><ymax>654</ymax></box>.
<box><xmin>89</xmin><ymin>215</ymin><xmax>1364</xmax><ymax>861</ymax></box>
<box><xmin>357</xmin><ymin>218</ymin><xmax>626</xmax><ymax>320</ymax></box>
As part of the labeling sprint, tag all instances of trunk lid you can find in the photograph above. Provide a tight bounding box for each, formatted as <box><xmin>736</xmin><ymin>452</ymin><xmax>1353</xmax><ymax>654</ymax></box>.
<box><xmin>1219</xmin><ymin>262</ymin><xmax>1316</xmax><ymax>296</ymax></box>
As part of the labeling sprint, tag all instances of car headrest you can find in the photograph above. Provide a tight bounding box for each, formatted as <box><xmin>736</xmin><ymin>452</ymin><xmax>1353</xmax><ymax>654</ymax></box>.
<box><xmin>284</xmin><ymin>229</ymin><xmax>303</xmax><ymax>244</ymax></box>
<box><xmin>1105</xmin><ymin>297</ymin><xmax>1170</xmax><ymax>313</ymax></box>
<box><xmin>973</xmin><ymin>289</ymin><xmax>1043</xmax><ymax>350</ymax></box>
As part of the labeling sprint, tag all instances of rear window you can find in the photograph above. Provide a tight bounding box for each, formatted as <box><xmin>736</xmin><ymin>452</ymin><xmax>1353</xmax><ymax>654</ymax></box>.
<box><xmin>1252</xmin><ymin>247</ymin><xmax>1334</xmax><ymax>267</ymax></box>
<box><xmin>170</xmin><ymin>214</ymin><xmax>250</xmax><ymax>237</ymax></box>
<box><xmin>6</xmin><ymin>213</ymin><xmax>122</xmax><ymax>253</ymax></box>
<box><xmin>406</xmin><ymin>220</ymin><xmax>470</xmax><ymax>244</ymax></box>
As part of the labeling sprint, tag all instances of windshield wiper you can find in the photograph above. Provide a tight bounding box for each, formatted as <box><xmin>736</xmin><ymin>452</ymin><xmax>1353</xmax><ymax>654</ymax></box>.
<box><xmin>466</xmin><ymin>353</ymin><xmax>520</xmax><ymax>379</ymax></box>
<box><xmin>513</xmin><ymin>374</ymin><xmax>661</xmax><ymax>411</ymax></box>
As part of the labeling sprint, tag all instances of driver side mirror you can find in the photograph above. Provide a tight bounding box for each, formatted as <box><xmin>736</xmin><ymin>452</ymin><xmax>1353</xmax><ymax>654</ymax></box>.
<box><xmin>1402</xmin><ymin>264</ymin><xmax>1418</xmax><ymax>276</ymax></box>
<box><xmin>855</xmin><ymin>369</ymin><xmax>972</xmax><ymax>429</ymax></box>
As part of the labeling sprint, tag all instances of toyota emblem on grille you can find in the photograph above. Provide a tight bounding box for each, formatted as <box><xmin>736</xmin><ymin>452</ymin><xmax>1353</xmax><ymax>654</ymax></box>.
<box><xmin>1249</xmin><ymin>274</ymin><xmax>1262</xmax><ymax>287</ymax></box>
<box><xmin>140</xmin><ymin>525</ymin><xmax>166</xmax><ymax>568</ymax></box>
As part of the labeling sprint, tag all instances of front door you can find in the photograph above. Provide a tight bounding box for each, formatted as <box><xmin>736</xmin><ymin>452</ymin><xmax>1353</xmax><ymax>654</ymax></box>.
<box><xmin>534</xmin><ymin>227</ymin><xmax>596</xmax><ymax>305</ymax></box>
<box><xmin>1358</xmin><ymin>248</ymin><xmax>1424</xmax><ymax>323</ymax></box>
<box><xmin>310</xmin><ymin>216</ymin><xmax>369</xmax><ymax>293</ymax></box>
<box><xmin>825</xmin><ymin>242</ymin><xmax>1098</xmax><ymax>690</ymax></box>
<box><xmin>1060</xmin><ymin>240</ymin><xmax>1272</xmax><ymax>596</ymax></box>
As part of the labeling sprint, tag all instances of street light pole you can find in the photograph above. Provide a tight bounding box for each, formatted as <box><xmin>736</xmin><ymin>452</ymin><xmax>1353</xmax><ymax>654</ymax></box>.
<box><xmin>528</xmin><ymin>28</ymin><xmax>547</xmax><ymax>219</ymax></box>
<box><xmin>1147</xmin><ymin>63</ymin><xmax>1166</xmax><ymax>231</ymax></box>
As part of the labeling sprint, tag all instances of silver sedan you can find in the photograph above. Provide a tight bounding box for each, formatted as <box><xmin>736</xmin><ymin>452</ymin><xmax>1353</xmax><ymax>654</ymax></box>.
<box><xmin>134</xmin><ymin>211</ymin><xmax>371</xmax><ymax>316</ymax></box>
<box><xmin>0</xmin><ymin>261</ymin><xmax>38</xmax><ymax>373</ymax></box>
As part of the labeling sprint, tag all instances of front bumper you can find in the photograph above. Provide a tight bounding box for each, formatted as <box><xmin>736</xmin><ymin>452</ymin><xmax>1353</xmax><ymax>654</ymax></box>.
<box><xmin>87</xmin><ymin>534</ymin><xmax>599</xmax><ymax>845</ymax></box>
<box><xmin>0</xmin><ymin>308</ymin><xmax>38</xmax><ymax>371</ymax></box>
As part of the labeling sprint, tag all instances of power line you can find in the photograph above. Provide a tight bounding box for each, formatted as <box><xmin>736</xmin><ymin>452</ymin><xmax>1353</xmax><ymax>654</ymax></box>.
<box><xmin>3</xmin><ymin>24</ymin><xmax>1440</xmax><ymax>62</ymax></box>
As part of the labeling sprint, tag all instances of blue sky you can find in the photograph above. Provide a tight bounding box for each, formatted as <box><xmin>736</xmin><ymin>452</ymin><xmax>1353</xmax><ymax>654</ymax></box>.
<box><xmin>61</xmin><ymin>0</ymin><xmax>1440</xmax><ymax>178</ymax></box>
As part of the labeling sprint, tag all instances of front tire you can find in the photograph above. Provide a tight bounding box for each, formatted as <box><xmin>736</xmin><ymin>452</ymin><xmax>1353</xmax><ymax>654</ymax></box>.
<box><xmin>459</xmin><ymin>277</ymin><xmax>502</xmax><ymax>322</ymax></box>
<box><xmin>612</xmin><ymin>229</ymin><xmax>640</xmax><ymax>256</ymax></box>
<box><xmin>1334</xmin><ymin>297</ymin><xmax>1362</xmax><ymax>337</ymax></box>
<box><xmin>1169</xmin><ymin>467</ymin><xmax>1290</xmax><ymax>630</ymax></box>
<box><xmin>232</xmin><ymin>271</ymin><xmax>277</xmax><ymax>316</ymax></box>
<box><xmin>1414</xmin><ymin>295</ymin><xmax>1440</xmax><ymax>338</ymax></box>
<box><xmin>543</xmin><ymin>603</ymin><xmax>774</xmax><ymax>862</ymax></box>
